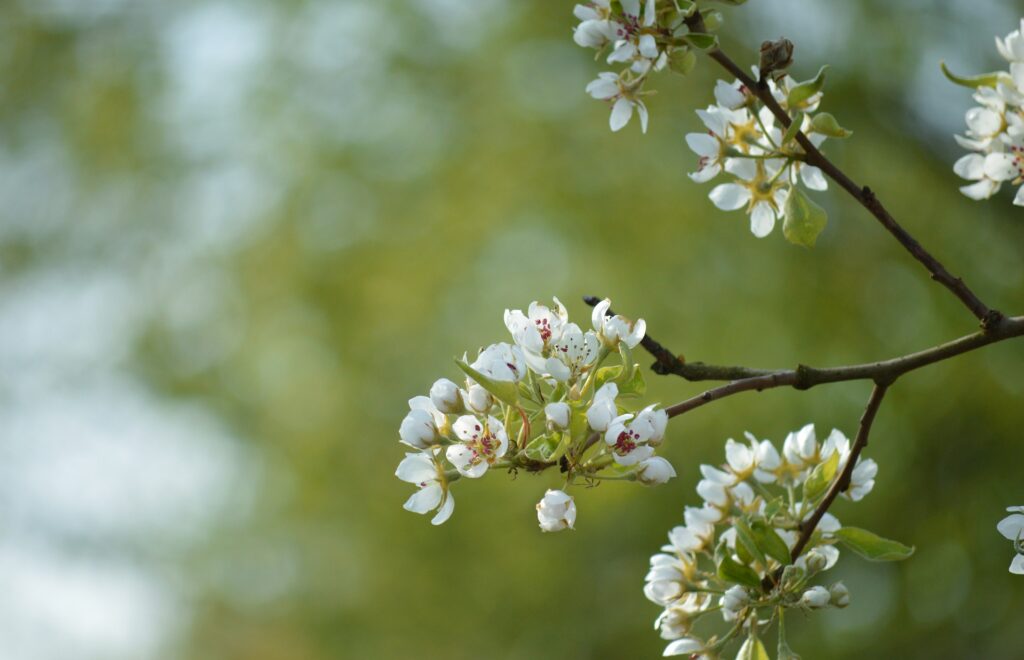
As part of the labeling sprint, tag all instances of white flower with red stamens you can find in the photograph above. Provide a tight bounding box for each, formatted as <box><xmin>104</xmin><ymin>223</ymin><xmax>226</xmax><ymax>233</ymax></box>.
<box><xmin>536</xmin><ymin>489</ymin><xmax>577</xmax><ymax>532</ymax></box>
<box><xmin>605</xmin><ymin>411</ymin><xmax>660</xmax><ymax>465</ymax></box>
<box><xmin>396</xmin><ymin>450</ymin><xmax>454</xmax><ymax>525</ymax></box>
<box><xmin>550</xmin><ymin>322</ymin><xmax>600</xmax><ymax>382</ymax></box>
<box><xmin>446</xmin><ymin>415</ymin><xmax>509</xmax><ymax>478</ymax></box>
<box><xmin>471</xmin><ymin>342</ymin><xmax>526</xmax><ymax>383</ymax></box>
<box><xmin>504</xmin><ymin>298</ymin><xmax>568</xmax><ymax>357</ymax></box>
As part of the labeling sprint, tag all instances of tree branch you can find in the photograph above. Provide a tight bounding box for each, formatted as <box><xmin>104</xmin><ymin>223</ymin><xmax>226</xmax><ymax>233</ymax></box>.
<box><xmin>790</xmin><ymin>383</ymin><xmax>887</xmax><ymax>563</ymax></box>
<box><xmin>685</xmin><ymin>15</ymin><xmax>999</xmax><ymax>325</ymax></box>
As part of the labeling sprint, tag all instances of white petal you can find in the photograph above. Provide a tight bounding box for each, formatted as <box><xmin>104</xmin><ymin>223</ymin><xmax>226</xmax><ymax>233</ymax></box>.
<box><xmin>689</xmin><ymin>162</ymin><xmax>721</xmax><ymax>183</ymax></box>
<box><xmin>686</xmin><ymin>132</ymin><xmax>718</xmax><ymax>157</ymax></box>
<box><xmin>637</xmin><ymin>101</ymin><xmax>649</xmax><ymax>134</ymax></box>
<box><xmin>663</xmin><ymin>638</ymin><xmax>702</xmax><ymax>656</ymax></box>
<box><xmin>395</xmin><ymin>453</ymin><xmax>436</xmax><ymax>484</ymax></box>
<box><xmin>1015</xmin><ymin>185</ymin><xmax>1024</xmax><ymax>206</ymax></box>
<box><xmin>800</xmin><ymin>164</ymin><xmax>828</xmax><ymax>191</ymax></box>
<box><xmin>431</xmin><ymin>492</ymin><xmax>455</xmax><ymax>525</ymax></box>
<box><xmin>708</xmin><ymin>183</ymin><xmax>750</xmax><ymax>211</ymax></box>
<box><xmin>960</xmin><ymin>178</ymin><xmax>1000</xmax><ymax>200</ymax></box>
<box><xmin>610</xmin><ymin>97</ymin><xmax>633</xmax><ymax>132</ymax></box>
<box><xmin>1011</xmin><ymin>554</ymin><xmax>1024</xmax><ymax>575</ymax></box>
<box><xmin>953</xmin><ymin>153</ymin><xmax>986</xmax><ymax>181</ymax></box>
<box><xmin>403</xmin><ymin>482</ymin><xmax>442</xmax><ymax>514</ymax></box>
<box><xmin>997</xmin><ymin>513</ymin><xmax>1024</xmax><ymax>540</ymax></box>
<box><xmin>749</xmin><ymin>201</ymin><xmax>776</xmax><ymax>238</ymax></box>
<box><xmin>983</xmin><ymin>152</ymin><xmax>1021</xmax><ymax>181</ymax></box>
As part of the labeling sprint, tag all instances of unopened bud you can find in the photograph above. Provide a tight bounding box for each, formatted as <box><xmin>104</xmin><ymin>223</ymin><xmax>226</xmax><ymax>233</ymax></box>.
<box><xmin>829</xmin><ymin>582</ymin><xmax>850</xmax><ymax>608</ymax></box>
<box><xmin>804</xmin><ymin>548</ymin><xmax>828</xmax><ymax>574</ymax></box>
<box><xmin>799</xmin><ymin>585</ymin><xmax>830</xmax><ymax>609</ymax></box>
<box><xmin>430</xmin><ymin>378</ymin><xmax>463</xmax><ymax>414</ymax></box>
<box><xmin>636</xmin><ymin>457</ymin><xmax>677</xmax><ymax>486</ymax></box>
<box><xmin>545</xmin><ymin>402</ymin><xmax>571</xmax><ymax>430</ymax></box>
<box><xmin>464</xmin><ymin>383</ymin><xmax>493</xmax><ymax>413</ymax></box>
<box><xmin>759</xmin><ymin>37</ymin><xmax>794</xmax><ymax>81</ymax></box>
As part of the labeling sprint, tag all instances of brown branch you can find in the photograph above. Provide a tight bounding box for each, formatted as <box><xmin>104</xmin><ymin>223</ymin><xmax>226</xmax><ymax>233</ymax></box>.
<box><xmin>790</xmin><ymin>383</ymin><xmax>888</xmax><ymax>561</ymax></box>
<box><xmin>685</xmin><ymin>15</ymin><xmax>999</xmax><ymax>325</ymax></box>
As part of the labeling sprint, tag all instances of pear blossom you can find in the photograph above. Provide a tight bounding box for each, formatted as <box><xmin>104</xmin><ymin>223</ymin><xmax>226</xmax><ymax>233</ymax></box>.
<box><xmin>545</xmin><ymin>401</ymin><xmax>571</xmax><ymax>429</ymax></box>
<box><xmin>446</xmin><ymin>415</ymin><xmax>509</xmax><ymax>478</ymax></box>
<box><xmin>586</xmin><ymin>382</ymin><xmax>620</xmax><ymax>431</ymax></box>
<box><xmin>591</xmin><ymin>297</ymin><xmax>646</xmax><ymax>348</ymax></box>
<box><xmin>997</xmin><ymin>506</ymin><xmax>1024</xmax><ymax>574</ymax></box>
<box><xmin>586</xmin><ymin>72</ymin><xmax>650</xmax><ymax>133</ymax></box>
<box><xmin>800</xmin><ymin>585</ymin><xmax>831</xmax><ymax>609</ymax></box>
<box><xmin>708</xmin><ymin>157</ymin><xmax>790</xmax><ymax>238</ymax></box>
<box><xmin>605</xmin><ymin>411</ymin><xmax>661</xmax><ymax>465</ymax></box>
<box><xmin>550</xmin><ymin>322</ymin><xmax>600</xmax><ymax>382</ymax></box>
<box><xmin>997</xmin><ymin>19</ymin><xmax>1024</xmax><ymax>62</ymax></box>
<box><xmin>719</xmin><ymin>585</ymin><xmax>749</xmax><ymax>621</ymax></box>
<box><xmin>396</xmin><ymin>451</ymin><xmax>454</xmax><ymax>525</ymax></box>
<box><xmin>462</xmin><ymin>382</ymin><xmax>494</xmax><ymax>413</ymax></box>
<box><xmin>429</xmin><ymin>378</ymin><xmax>463</xmax><ymax>414</ymax></box>
<box><xmin>537</xmin><ymin>489</ymin><xmax>576</xmax><ymax>532</ymax></box>
<box><xmin>504</xmin><ymin>298</ymin><xmax>568</xmax><ymax>359</ymax></box>
<box><xmin>829</xmin><ymin>581</ymin><xmax>851</xmax><ymax>608</ymax></box>
<box><xmin>471</xmin><ymin>342</ymin><xmax>526</xmax><ymax>383</ymax></box>
<box><xmin>399</xmin><ymin>396</ymin><xmax>444</xmax><ymax>449</ymax></box>
<box><xmin>637</xmin><ymin>456</ymin><xmax>676</xmax><ymax>485</ymax></box>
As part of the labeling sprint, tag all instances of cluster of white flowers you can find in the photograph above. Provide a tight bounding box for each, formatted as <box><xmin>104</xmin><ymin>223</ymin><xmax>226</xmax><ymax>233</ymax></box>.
<box><xmin>997</xmin><ymin>506</ymin><xmax>1024</xmax><ymax>574</ymax></box>
<box><xmin>686</xmin><ymin>67</ymin><xmax>844</xmax><ymax>240</ymax></box>
<box><xmin>950</xmin><ymin>18</ymin><xmax>1024</xmax><ymax>206</ymax></box>
<box><xmin>396</xmin><ymin>298</ymin><xmax>674</xmax><ymax>531</ymax></box>
<box><xmin>644</xmin><ymin>424</ymin><xmax>878</xmax><ymax>657</ymax></box>
<box><xmin>573</xmin><ymin>0</ymin><xmax>715</xmax><ymax>133</ymax></box>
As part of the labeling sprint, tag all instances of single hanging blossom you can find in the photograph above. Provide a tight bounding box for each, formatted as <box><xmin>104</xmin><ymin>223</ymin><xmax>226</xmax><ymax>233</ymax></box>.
<box><xmin>537</xmin><ymin>489</ymin><xmax>577</xmax><ymax>532</ymax></box>
<box><xmin>395</xmin><ymin>450</ymin><xmax>454</xmax><ymax>525</ymax></box>
<box><xmin>446</xmin><ymin>415</ymin><xmax>509</xmax><ymax>478</ymax></box>
<box><xmin>997</xmin><ymin>506</ymin><xmax>1024</xmax><ymax>574</ymax></box>
<box><xmin>586</xmin><ymin>72</ymin><xmax>650</xmax><ymax>133</ymax></box>
<box><xmin>591</xmin><ymin>297</ymin><xmax>646</xmax><ymax>348</ymax></box>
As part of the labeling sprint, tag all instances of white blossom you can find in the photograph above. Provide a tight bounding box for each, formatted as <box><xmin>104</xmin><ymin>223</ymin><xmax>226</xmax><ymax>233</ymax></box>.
<box><xmin>662</xmin><ymin>637</ymin><xmax>705</xmax><ymax>657</ymax></box>
<box><xmin>537</xmin><ymin>489</ymin><xmax>577</xmax><ymax>532</ymax></box>
<box><xmin>997</xmin><ymin>506</ymin><xmax>1024</xmax><ymax>574</ymax></box>
<box><xmin>637</xmin><ymin>456</ymin><xmax>676</xmax><ymax>486</ymax></box>
<box><xmin>429</xmin><ymin>378</ymin><xmax>463</xmax><ymax>414</ymax></box>
<box><xmin>471</xmin><ymin>342</ymin><xmax>526</xmax><ymax>383</ymax></box>
<box><xmin>399</xmin><ymin>396</ymin><xmax>444</xmax><ymax>449</ymax></box>
<box><xmin>799</xmin><ymin>585</ymin><xmax>831</xmax><ymax>609</ymax></box>
<box><xmin>605</xmin><ymin>411</ymin><xmax>660</xmax><ymax>465</ymax></box>
<box><xmin>586</xmin><ymin>72</ymin><xmax>650</xmax><ymax>133</ymax></box>
<box><xmin>586</xmin><ymin>382</ymin><xmax>620</xmax><ymax>432</ymax></box>
<box><xmin>591</xmin><ymin>297</ymin><xmax>646</xmax><ymax>348</ymax></box>
<box><xmin>504</xmin><ymin>298</ymin><xmax>568</xmax><ymax>361</ymax></box>
<box><xmin>545</xmin><ymin>401</ymin><xmax>571</xmax><ymax>429</ymax></box>
<box><xmin>463</xmin><ymin>382</ymin><xmax>494</xmax><ymax>414</ymax></box>
<box><xmin>446</xmin><ymin>415</ymin><xmax>509</xmax><ymax>478</ymax></box>
<box><xmin>396</xmin><ymin>451</ymin><xmax>454</xmax><ymax>525</ymax></box>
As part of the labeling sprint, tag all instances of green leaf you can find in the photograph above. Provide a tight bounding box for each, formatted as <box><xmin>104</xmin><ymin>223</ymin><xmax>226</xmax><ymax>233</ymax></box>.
<box><xmin>734</xmin><ymin>519</ymin><xmax>767</xmax><ymax>569</ymax></box>
<box><xmin>616</xmin><ymin>364</ymin><xmax>646</xmax><ymax>396</ymax></box>
<box><xmin>455</xmin><ymin>359</ymin><xmax>520</xmax><ymax>406</ymax></box>
<box><xmin>782</xmin><ymin>186</ymin><xmax>828</xmax><ymax>249</ymax></box>
<box><xmin>524</xmin><ymin>432</ymin><xmax>561</xmax><ymax>462</ymax></box>
<box><xmin>594</xmin><ymin>365</ymin><xmax>622</xmax><ymax>391</ymax></box>
<box><xmin>787</xmin><ymin>65</ymin><xmax>828</xmax><ymax>109</ymax></box>
<box><xmin>802</xmin><ymin>449</ymin><xmax>839</xmax><ymax>501</ymax></box>
<box><xmin>835</xmin><ymin>527</ymin><xmax>915</xmax><ymax>561</ymax></box>
<box><xmin>781</xmin><ymin>112</ymin><xmax>803</xmax><ymax>146</ymax></box>
<box><xmin>809</xmin><ymin>112</ymin><xmax>852</xmax><ymax>138</ymax></box>
<box><xmin>737</xmin><ymin>636</ymin><xmax>770</xmax><ymax>660</ymax></box>
<box><xmin>751</xmin><ymin>520</ymin><xmax>793</xmax><ymax>565</ymax></box>
<box><xmin>686</xmin><ymin>33</ymin><xmax>718</xmax><ymax>50</ymax></box>
<box><xmin>940</xmin><ymin>60</ymin><xmax>1011</xmax><ymax>89</ymax></box>
<box><xmin>717</xmin><ymin>555</ymin><xmax>762</xmax><ymax>589</ymax></box>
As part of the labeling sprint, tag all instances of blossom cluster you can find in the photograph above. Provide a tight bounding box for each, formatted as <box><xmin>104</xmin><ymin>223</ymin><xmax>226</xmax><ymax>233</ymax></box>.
<box><xmin>573</xmin><ymin>0</ymin><xmax>722</xmax><ymax>133</ymax></box>
<box><xmin>951</xmin><ymin>18</ymin><xmax>1024</xmax><ymax>206</ymax></box>
<box><xmin>997</xmin><ymin>506</ymin><xmax>1024</xmax><ymax>574</ymax></box>
<box><xmin>396</xmin><ymin>298</ymin><xmax>675</xmax><ymax>531</ymax></box>
<box><xmin>644</xmin><ymin>424</ymin><xmax>890</xmax><ymax>657</ymax></box>
<box><xmin>686</xmin><ymin>67</ymin><xmax>847</xmax><ymax>242</ymax></box>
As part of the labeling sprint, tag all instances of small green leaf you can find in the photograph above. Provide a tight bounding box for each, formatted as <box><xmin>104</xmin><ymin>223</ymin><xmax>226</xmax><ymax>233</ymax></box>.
<box><xmin>455</xmin><ymin>359</ymin><xmax>520</xmax><ymax>406</ymax></box>
<box><xmin>751</xmin><ymin>520</ymin><xmax>793</xmax><ymax>565</ymax></box>
<box><xmin>734</xmin><ymin>520</ymin><xmax>767</xmax><ymax>569</ymax></box>
<box><xmin>616</xmin><ymin>364</ymin><xmax>646</xmax><ymax>396</ymax></box>
<box><xmin>802</xmin><ymin>449</ymin><xmax>839</xmax><ymax>501</ymax></box>
<box><xmin>717</xmin><ymin>555</ymin><xmax>762</xmax><ymax>589</ymax></box>
<box><xmin>810</xmin><ymin>112</ymin><xmax>852</xmax><ymax>138</ymax></box>
<box><xmin>835</xmin><ymin>526</ymin><xmax>915</xmax><ymax>561</ymax></box>
<box><xmin>781</xmin><ymin>112</ymin><xmax>803</xmax><ymax>146</ymax></box>
<box><xmin>686</xmin><ymin>33</ymin><xmax>718</xmax><ymax>50</ymax></box>
<box><xmin>940</xmin><ymin>60</ymin><xmax>1011</xmax><ymax>89</ymax></box>
<box><xmin>787</xmin><ymin>65</ymin><xmax>828</xmax><ymax>109</ymax></box>
<box><xmin>782</xmin><ymin>186</ymin><xmax>828</xmax><ymax>249</ymax></box>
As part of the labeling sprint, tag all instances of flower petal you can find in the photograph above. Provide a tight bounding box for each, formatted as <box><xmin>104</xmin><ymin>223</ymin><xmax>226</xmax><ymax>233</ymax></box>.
<box><xmin>708</xmin><ymin>183</ymin><xmax>750</xmax><ymax>211</ymax></box>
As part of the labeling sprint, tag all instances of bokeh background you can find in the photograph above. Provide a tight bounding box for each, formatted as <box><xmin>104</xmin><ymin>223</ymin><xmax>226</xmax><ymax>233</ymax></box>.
<box><xmin>1</xmin><ymin>0</ymin><xmax>1023</xmax><ymax>658</ymax></box>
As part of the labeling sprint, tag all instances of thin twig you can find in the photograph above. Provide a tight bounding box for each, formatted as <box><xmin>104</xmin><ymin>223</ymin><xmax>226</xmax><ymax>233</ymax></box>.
<box><xmin>684</xmin><ymin>13</ymin><xmax>999</xmax><ymax>325</ymax></box>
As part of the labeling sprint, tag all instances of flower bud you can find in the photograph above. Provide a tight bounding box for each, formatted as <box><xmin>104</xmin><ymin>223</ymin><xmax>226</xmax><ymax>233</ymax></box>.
<box><xmin>636</xmin><ymin>456</ymin><xmax>676</xmax><ymax>486</ymax></box>
<box><xmin>829</xmin><ymin>581</ymin><xmax>850</xmax><ymax>608</ymax></box>
<box><xmin>545</xmin><ymin>402</ymin><xmax>571</xmax><ymax>430</ymax></box>
<box><xmin>759</xmin><ymin>37</ymin><xmax>794</xmax><ymax>81</ymax></box>
<box><xmin>780</xmin><ymin>564</ymin><xmax>806</xmax><ymax>590</ymax></box>
<box><xmin>803</xmin><ymin>548</ymin><xmax>828</xmax><ymax>574</ymax></box>
<box><xmin>799</xmin><ymin>585</ymin><xmax>830</xmax><ymax>609</ymax></box>
<box><xmin>536</xmin><ymin>489</ymin><xmax>576</xmax><ymax>532</ymax></box>
<box><xmin>719</xmin><ymin>585</ymin><xmax>749</xmax><ymax>620</ymax></box>
<box><xmin>430</xmin><ymin>378</ymin><xmax>463</xmax><ymax>414</ymax></box>
<box><xmin>463</xmin><ymin>383</ymin><xmax>493</xmax><ymax>413</ymax></box>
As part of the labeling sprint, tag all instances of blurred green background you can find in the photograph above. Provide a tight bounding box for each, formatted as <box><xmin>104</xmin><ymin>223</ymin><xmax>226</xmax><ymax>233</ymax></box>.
<box><xmin>1</xmin><ymin>0</ymin><xmax>1022</xmax><ymax>658</ymax></box>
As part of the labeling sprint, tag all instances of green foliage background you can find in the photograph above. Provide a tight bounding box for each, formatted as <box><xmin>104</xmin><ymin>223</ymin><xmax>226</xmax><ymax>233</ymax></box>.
<box><xmin>2</xmin><ymin>1</ymin><xmax>1023</xmax><ymax>658</ymax></box>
